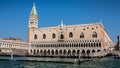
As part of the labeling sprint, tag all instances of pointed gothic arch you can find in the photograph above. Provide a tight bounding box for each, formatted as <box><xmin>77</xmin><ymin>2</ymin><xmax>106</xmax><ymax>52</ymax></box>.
<box><xmin>52</xmin><ymin>33</ymin><xmax>56</xmax><ymax>38</ymax></box>
<box><xmin>68</xmin><ymin>50</ymin><xmax>71</xmax><ymax>56</ymax></box>
<box><xmin>63</xmin><ymin>50</ymin><xmax>67</xmax><ymax>55</ymax></box>
<box><xmin>72</xmin><ymin>50</ymin><xmax>76</xmax><ymax>56</ymax></box>
<box><xmin>77</xmin><ymin>50</ymin><xmax>80</xmax><ymax>56</ymax></box>
<box><xmin>92</xmin><ymin>50</ymin><xmax>95</xmax><ymax>53</ymax></box>
<box><xmin>87</xmin><ymin>50</ymin><xmax>90</xmax><ymax>55</ymax></box>
<box><xmin>43</xmin><ymin>34</ymin><xmax>46</xmax><ymax>39</ymax></box>
<box><xmin>37</xmin><ymin>49</ymin><xmax>39</xmax><ymax>54</ymax></box>
<box><xmin>51</xmin><ymin>50</ymin><xmax>54</xmax><ymax>55</ymax></box>
<box><xmin>69</xmin><ymin>32</ymin><xmax>73</xmax><ymax>38</ymax></box>
<box><xmin>59</xmin><ymin>50</ymin><xmax>62</xmax><ymax>55</ymax></box>
<box><xmin>60</xmin><ymin>34</ymin><xmax>64</xmax><ymax>39</ymax></box>
<box><xmin>44</xmin><ymin>50</ymin><xmax>47</xmax><ymax>55</ymax></box>
<box><xmin>47</xmin><ymin>50</ymin><xmax>50</xmax><ymax>55</ymax></box>
<box><xmin>81</xmin><ymin>50</ymin><xmax>85</xmax><ymax>55</ymax></box>
<box><xmin>30</xmin><ymin>49</ymin><xmax>32</xmax><ymax>53</ymax></box>
<box><xmin>34</xmin><ymin>34</ymin><xmax>37</xmax><ymax>39</ymax></box>
<box><xmin>92</xmin><ymin>32</ymin><xmax>97</xmax><ymax>38</ymax></box>
<box><xmin>40</xmin><ymin>50</ymin><xmax>43</xmax><ymax>55</ymax></box>
<box><xmin>99</xmin><ymin>42</ymin><xmax>101</xmax><ymax>47</ymax></box>
<box><xmin>80</xmin><ymin>32</ymin><xmax>84</xmax><ymax>38</ymax></box>
<box><xmin>55</xmin><ymin>50</ymin><xmax>58</xmax><ymax>55</ymax></box>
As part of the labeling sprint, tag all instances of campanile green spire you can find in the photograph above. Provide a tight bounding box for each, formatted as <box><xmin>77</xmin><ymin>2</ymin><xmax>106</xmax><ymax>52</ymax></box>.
<box><xmin>30</xmin><ymin>3</ymin><xmax>37</xmax><ymax>15</ymax></box>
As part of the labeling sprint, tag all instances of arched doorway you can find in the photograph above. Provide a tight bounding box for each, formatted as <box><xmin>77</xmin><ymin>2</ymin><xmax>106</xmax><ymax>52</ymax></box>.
<box><xmin>92</xmin><ymin>50</ymin><xmax>95</xmax><ymax>53</ymax></box>
<box><xmin>37</xmin><ymin>49</ymin><xmax>39</xmax><ymax>54</ymax></box>
<box><xmin>63</xmin><ymin>50</ymin><xmax>67</xmax><ymax>56</ymax></box>
<box><xmin>81</xmin><ymin>50</ymin><xmax>85</xmax><ymax>55</ymax></box>
<box><xmin>51</xmin><ymin>50</ymin><xmax>54</xmax><ymax>56</ymax></box>
<box><xmin>87</xmin><ymin>50</ymin><xmax>90</xmax><ymax>55</ymax></box>
<box><xmin>40</xmin><ymin>50</ymin><xmax>43</xmax><ymax>55</ymax></box>
<box><xmin>55</xmin><ymin>50</ymin><xmax>58</xmax><ymax>55</ymax></box>
<box><xmin>33</xmin><ymin>49</ymin><xmax>36</xmax><ymax>54</ymax></box>
<box><xmin>68</xmin><ymin>50</ymin><xmax>71</xmax><ymax>56</ymax></box>
<box><xmin>30</xmin><ymin>49</ymin><xmax>32</xmax><ymax>54</ymax></box>
<box><xmin>44</xmin><ymin>50</ymin><xmax>47</xmax><ymax>55</ymax></box>
<box><xmin>47</xmin><ymin>50</ymin><xmax>50</xmax><ymax>55</ymax></box>
<box><xmin>59</xmin><ymin>50</ymin><xmax>62</xmax><ymax>56</ymax></box>
<box><xmin>77</xmin><ymin>50</ymin><xmax>80</xmax><ymax>56</ymax></box>
<box><xmin>72</xmin><ymin>50</ymin><xmax>76</xmax><ymax>56</ymax></box>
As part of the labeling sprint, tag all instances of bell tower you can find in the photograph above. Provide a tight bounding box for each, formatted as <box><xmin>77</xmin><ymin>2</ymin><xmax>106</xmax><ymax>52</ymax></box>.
<box><xmin>28</xmin><ymin>3</ymin><xmax>38</xmax><ymax>42</ymax></box>
<box><xmin>29</xmin><ymin>3</ymin><xmax>38</xmax><ymax>28</ymax></box>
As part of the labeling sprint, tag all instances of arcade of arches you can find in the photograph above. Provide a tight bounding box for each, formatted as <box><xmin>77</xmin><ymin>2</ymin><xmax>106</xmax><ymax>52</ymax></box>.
<box><xmin>30</xmin><ymin>49</ymin><xmax>101</xmax><ymax>56</ymax></box>
<box><xmin>30</xmin><ymin>40</ymin><xmax>102</xmax><ymax>56</ymax></box>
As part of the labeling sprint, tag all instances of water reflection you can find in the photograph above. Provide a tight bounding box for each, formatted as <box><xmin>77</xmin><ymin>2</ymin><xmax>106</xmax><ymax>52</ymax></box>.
<box><xmin>0</xmin><ymin>57</ymin><xmax>120</xmax><ymax>68</ymax></box>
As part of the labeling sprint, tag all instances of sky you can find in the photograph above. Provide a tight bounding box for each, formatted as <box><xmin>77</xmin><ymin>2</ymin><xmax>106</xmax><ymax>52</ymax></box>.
<box><xmin>0</xmin><ymin>0</ymin><xmax>120</xmax><ymax>42</ymax></box>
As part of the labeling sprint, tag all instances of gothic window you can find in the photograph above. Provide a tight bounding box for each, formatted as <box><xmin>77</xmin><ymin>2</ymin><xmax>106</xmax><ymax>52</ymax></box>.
<box><xmin>43</xmin><ymin>34</ymin><xmax>46</xmax><ymax>39</ymax></box>
<box><xmin>99</xmin><ymin>43</ymin><xmax>101</xmax><ymax>47</ymax></box>
<box><xmin>80</xmin><ymin>32</ymin><xmax>84</xmax><ymax>38</ymax></box>
<box><xmin>30</xmin><ymin>22</ymin><xmax>33</xmax><ymax>24</ymax></box>
<box><xmin>34</xmin><ymin>34</ymin><xmax>37</xmax><ymax>39</ymax></box>
<box><xmin>92</xmin><ymin>32</ymin><xmax>97</xmax><ymax>38</ymax></box>
<box><xmin>69</xmin><ymin>32</ymin><xmax>73</xmax><ymax>38</ymax></box>
<box><xmin>60</xmin><ymin>34</ymin><xmax>64</xmax><ymax>39</ymax></box>
<box><xmin>52</xmin><ymin>33</ymin><xmax>56</xmax><ymax>38</ymax></box>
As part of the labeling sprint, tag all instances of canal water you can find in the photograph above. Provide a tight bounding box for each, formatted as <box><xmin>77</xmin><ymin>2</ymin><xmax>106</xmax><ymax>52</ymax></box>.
<box><xmin>0</xmin><ymin>57</ymin><xmax>120</xmax><ymax>68</ymax></box>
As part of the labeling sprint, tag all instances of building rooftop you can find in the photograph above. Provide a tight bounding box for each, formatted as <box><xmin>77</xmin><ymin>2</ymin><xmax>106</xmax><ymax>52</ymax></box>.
<box><xmin>1</xmin><ymin>37</ymin><xmax>24</xmax><ymax>42</ymax></box>
<box><xmin>39</xmin><ymin>22</ymin><xmax>104</xmax><ymax>30</ymax></box>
